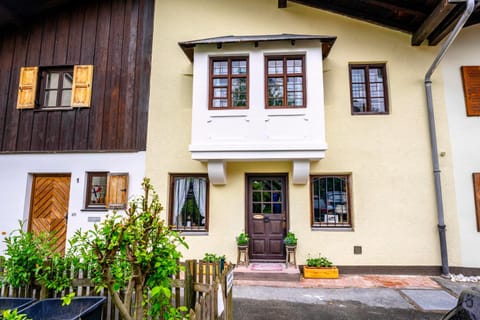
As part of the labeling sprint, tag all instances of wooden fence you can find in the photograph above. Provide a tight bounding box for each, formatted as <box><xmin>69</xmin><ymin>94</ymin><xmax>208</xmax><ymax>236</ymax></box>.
<box><xmin>0</xmin><ymin>259</ymin><xmax>234</xmax><ymax>320</ymax></box>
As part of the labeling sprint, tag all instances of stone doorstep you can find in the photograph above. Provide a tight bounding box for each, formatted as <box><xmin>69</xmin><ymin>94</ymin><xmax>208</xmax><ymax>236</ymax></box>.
<box><xmin>234</xmin><ymin>263</ymin><xmax>301</xmax><ymax>282</ymax></box>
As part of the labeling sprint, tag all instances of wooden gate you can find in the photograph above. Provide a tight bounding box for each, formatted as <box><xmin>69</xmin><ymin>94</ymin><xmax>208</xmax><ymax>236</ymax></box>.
<box><xmin>29</xmin><ymin>174</ymin><xmax>71</xmax><ymax>253</ymax></box>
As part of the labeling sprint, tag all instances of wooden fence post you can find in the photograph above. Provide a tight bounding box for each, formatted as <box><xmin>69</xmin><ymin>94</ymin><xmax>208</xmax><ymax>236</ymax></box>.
<box><xmin>184</xmin><ymin>260</ymin><xmax>195</xmax><ymax>310</ymax></box>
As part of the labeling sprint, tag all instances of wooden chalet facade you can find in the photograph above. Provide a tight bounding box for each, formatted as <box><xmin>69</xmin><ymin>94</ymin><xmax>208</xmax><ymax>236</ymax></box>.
<box><xmin>0</xmin><ymin>0</ymin><xmax>154</xmax><ymax>252</ymax></box>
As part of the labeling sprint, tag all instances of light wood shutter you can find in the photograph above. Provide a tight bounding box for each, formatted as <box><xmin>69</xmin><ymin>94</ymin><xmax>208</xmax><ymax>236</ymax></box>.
<box><xmin>461</xmin><ymin>66</ymin><xmax>480</xmax><ymax>116</ymax></box>
<box><xmin>16</xmin><ymin>67</ymin><xmax>38</xmax><ymax>109</ymax></box>
<box><xmin>106</xmin><ymin>173</ymin><xmax>129</xmax><ymax>209</ymax></box>
<box><xmin>473</xmin><ymin>173</ymin><xmax>480</xmax><ymax>232</ymax></box>
<box><xmin>71</xmin><ymin>65</ymin><xmax>93</xmax><ymax>107</ymax></box>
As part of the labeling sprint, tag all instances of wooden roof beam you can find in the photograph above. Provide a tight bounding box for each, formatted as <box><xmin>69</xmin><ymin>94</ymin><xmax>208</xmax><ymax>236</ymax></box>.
<box><xmin>278</xmin><ymin>0</ymin><xmax>287</xmax><ymax>8</ymax></box>
<box><xmin>411</xmin><ymin>0</ymin><xmax>457</xmax><ymax>45</ymax></box>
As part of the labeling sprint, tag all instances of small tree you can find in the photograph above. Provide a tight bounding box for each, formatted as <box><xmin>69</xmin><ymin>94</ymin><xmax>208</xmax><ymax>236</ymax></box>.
<box><xmin>71</xmin><ymin>178</ymin><xmax>188</xmax><ymax>320</ymax></box>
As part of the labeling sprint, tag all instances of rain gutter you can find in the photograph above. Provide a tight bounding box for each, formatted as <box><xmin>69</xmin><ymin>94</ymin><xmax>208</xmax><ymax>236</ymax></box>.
<box><xmin>424</xmin><ymin>0</ymin><xmax>476</xmax><ymax>276</ymax></box>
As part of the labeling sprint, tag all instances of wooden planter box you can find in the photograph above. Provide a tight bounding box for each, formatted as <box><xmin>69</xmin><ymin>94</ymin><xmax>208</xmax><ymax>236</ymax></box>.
<box><xmin>303</xmin><ymin>266</ymin><xmax>339</xmax><ymax>279</ymax></box>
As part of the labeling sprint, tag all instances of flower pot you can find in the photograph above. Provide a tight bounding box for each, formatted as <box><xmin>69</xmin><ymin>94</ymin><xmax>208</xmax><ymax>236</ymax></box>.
<box><xmin>303</xmin><ymin>266</ymin><xmax>339</xmax><ymax>279</ymax></box>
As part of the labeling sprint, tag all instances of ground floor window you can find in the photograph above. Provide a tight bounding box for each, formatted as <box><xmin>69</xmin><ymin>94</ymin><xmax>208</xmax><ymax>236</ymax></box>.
<box><xmin>311</xmin><ymin>174</ymin><xmax>351</xmax><ymax>228</ymax></box>
<box><xmin>169</xmin><ymin>174</ymin><xmax>209</xmax><ymax>232</ymax></box>
<box><xmin>85</xmin><ymin>172</ymin><xmax>129</xmax><ymax>210</ymax></box>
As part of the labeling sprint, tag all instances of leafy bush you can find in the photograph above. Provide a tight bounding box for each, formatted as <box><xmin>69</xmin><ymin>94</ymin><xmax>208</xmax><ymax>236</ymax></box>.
<box><xmin>202</xmin><ymin>253</ymin><xmax>225</xmax><ymax>262</ymax></box>
<box><xmin>283</xmin><ymin>232</ymin><xmax>297</xmax><ymax>246</ymax></box>
<box><xmin>2</xmin><ymin>309</ymin><xmax>31</xmax><ymax>320</ymax></box>
<box><xmin>236</xmin><ymin>232</ymin><xmax>249</xmax><ymax>245</ymax></box>
<box><xmin>306</xmin><ymin>254</ymin><xmax>333</xmax><ymax>268</ymax></box>
<box><xmin>3</xmin><ymin>221</ymin><xmax>77</xmax><ymax>296</ymax></box>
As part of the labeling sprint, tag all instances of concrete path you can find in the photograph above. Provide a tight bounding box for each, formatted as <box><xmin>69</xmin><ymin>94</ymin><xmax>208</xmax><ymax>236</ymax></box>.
<box><xmin>232</xmin><ymin>274</ymin><xmax>480</xmax><ymax>319</ymax></box>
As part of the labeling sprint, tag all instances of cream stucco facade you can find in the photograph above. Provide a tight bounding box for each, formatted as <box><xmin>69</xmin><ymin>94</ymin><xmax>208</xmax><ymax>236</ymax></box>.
<box><xmin>441</xmin><ymin>24</ymin><xmax>480</xmax><ymax>268</ymax></box>
<box><xmin>147</xmin><ymin>0</ymin><xmax>462</xmax><ymax>269</ymax></box>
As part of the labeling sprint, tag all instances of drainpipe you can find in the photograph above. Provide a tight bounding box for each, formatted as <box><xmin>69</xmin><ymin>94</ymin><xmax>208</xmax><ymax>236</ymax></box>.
<box><xmin>424</xmin><ymin>0</ymin><xmax>475</xmax><ymax>276</ymax></box>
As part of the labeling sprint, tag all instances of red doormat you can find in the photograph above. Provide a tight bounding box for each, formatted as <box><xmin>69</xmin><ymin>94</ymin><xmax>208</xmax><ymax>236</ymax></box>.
<box><xmin>250</xmin><ymin>263</ymin><xmax>284</xmax><ymax>271</ymax></box>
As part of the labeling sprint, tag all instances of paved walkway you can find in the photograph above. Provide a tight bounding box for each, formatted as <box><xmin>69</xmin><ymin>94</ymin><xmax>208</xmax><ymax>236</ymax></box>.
<box><xmin>233</xmin><ymin>273</ymin><xmax>479</xmax><ymax>314</ymax></box>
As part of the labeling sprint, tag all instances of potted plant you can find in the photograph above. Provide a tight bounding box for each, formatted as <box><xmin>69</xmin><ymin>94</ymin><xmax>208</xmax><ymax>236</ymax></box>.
<box><xmin>303</xmin><ymin>254</ymin><xmax>339</xmax><ymax>279</ymax></box>
<box><xmin>201</xmin><ymin>253</ymin><xmax>226</xmax><ymax>273</ymax></box>
<box><xmin>236</xmin><ymin>232</ymin><xmax>249</xmax><ymax>246</ymax></box>
<box><xmin>283</xmin><ymin>231</ymin><xmax>298</xmax><ymax>247</ymax></box>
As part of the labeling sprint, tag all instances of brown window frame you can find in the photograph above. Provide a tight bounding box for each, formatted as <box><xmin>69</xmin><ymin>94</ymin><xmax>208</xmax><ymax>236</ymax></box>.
<box><xmin>169</xmin><ymin>174</ymin><xmax>209</xmax><ymax>232</ymax></box>
<box><xmin>310</xmin><ymin>174</ymin><xmax>352</xmax><ymax>229</ymax></box>
<box><xmin>85</xmin><ymin>172</ymin><xmax>108</xmax><ymax>209</ymax></box>
<box><xmin>84</xmin><ymin>172</ymin><xmax>129</xmax><ymax>210</ymax></box>
<box><xmin>349</xmin><ymin>63</ymin><xmax>389</xmax><ymax>115</ymax></box>
<box><xmin>473</xmin><ymin>173</ymin><xmax>480</xmax><ymax>232</ymax></box>
<box><xmin>38</xmin><ymin>67</ymin><xmax>74</xmax><ymax>109</ymax></box>
<box><xmin>209</xmin><ymin>57</ymin><xmax>249</xmax><ymax>110</ymax></box>
<box><xmin>265</xmin><ymin>55</ymin><xmax>306</xmax><ymax>109</ymax></box>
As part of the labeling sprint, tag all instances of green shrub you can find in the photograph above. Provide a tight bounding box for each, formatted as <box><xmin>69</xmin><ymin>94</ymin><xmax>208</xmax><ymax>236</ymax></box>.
<box><xmin>283</xmin><ymin>232</ymin><xmax>297</xmax><ymax>246</ymax></box>
<box><xmin>306</xmin><ymin>254</ymin><xmax>333</xmax><ymax>268</ymax></box>
<box><xmin>236</xmin><ymin>232</ymin><xmax>249</xmax><ymax>246</ymax></box>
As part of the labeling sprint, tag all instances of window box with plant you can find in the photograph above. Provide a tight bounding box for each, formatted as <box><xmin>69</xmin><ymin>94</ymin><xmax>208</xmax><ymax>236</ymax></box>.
<box><xmin>303</xmin><ymin>254</ymin><xmax>339</xmax><ymax>279</ymax></box>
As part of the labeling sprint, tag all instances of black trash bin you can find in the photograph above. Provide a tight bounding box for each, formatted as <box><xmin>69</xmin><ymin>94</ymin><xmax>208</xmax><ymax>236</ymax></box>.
<box><xmin>19</xmin><ymin>296</ymin><xmax>106</xmax><ymax>320</ymax></box>
<box><xmin>0</xmin><ymin>297</ymin><xmax>36</xmax><ymax>315</ymax></box>
<box><xmin>442</xmin><ymin>287</ymin><xmax>480</xmax><ymax>320</ymax></box>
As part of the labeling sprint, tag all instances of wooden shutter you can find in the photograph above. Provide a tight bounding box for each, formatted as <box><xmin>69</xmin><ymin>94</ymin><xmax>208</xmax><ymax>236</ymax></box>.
<box><xmin>16</xmin><ymin>67</ymin><xmax>38</xmax><ymax>109</ymax></box>
<box><xmin>461</xmin><ymin>66</ymin><xmax>480</xmax><ymax>116</ymax></box>
<box><xmin>473</xmin><ymin>173</ymin><xmax>480</xmax><ymax>232</ymax></box>
<box><xmin>71</xmin><ymin>65</ymin><xmax>93</xmax><ymax>107</ymax></box>
<box><xmin>106</xmin><ymin>173</ymin><xmax>129</xmax><ymax>209</ymax></box>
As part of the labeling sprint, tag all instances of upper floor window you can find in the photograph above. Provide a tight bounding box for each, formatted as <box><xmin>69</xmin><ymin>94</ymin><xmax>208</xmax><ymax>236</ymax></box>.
<box><xmin>169</xmin><ymin>174</ymin><xmax>209</xmax><ymax>232</ymax></box>
<box><xmin>349</xmin><ymin>63</ymin><xmax>389</xmax><ymax>114</ymax></box>
<box><xmin>265</xmin><ymin>55</ymin><xmax>306</xmax><ymax>108</ymax></box>
<box><xmin>16</xmin><ymin>65</ymin><xmax>93</xmax><ymax>110</ymax></box>
<box><xmin>209</xmin><ymin>57</ymin><xmax>248</xmax><ymax>109</ymax></box>
<box><xmin>39</xmin><ymin>67</ymin><xmax>73</xmax><ymax>108</ymax></box>
<box><xmin>311</xmin><ymin>175</ymin><xmax>351</xmax><ymax>228</ymax></box>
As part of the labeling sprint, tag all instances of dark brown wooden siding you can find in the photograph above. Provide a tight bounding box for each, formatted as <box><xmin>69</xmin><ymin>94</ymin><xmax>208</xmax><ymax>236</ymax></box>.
<box><xmin>0</xmin><ymin>0</ymin><xmax>153</xmax><ymax>152</ymax></box>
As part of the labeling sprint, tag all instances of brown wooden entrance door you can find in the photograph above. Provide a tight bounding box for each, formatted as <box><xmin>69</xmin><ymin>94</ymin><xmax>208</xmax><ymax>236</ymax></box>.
<box><xmin>29</xmin><ymin>175</ymin><xmax>71</xmax><ymax>253</ymax></box>
<box><xmin>247</xmin><ymin>175</ymin><xmax>287</xmax><ymax>260</ymax></box>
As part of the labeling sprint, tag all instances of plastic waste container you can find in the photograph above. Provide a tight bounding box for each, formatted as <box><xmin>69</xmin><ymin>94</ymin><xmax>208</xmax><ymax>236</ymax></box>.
<box><xmin>0</xmin><ymin>297</ymin><xmax>36</xmax><ymax>315</ymax></box>
<box><xmin>19</xmin><ymin>296</ymin><xmax>106</xmax><ymax>320</ymax></box>
<box><xmin>442</xmin><ymin>287</ymin><xmax>480</xmax><ymax>320</ymax></box>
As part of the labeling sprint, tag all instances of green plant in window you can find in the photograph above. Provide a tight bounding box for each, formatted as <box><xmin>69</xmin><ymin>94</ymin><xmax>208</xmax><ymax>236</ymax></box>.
<box><xmin>181</xmin><ymin>198</ymin><xmax>202</xmax><ymax>225</ymax></box>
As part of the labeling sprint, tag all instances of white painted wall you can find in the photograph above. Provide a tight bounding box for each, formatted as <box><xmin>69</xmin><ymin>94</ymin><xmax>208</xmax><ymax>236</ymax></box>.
<box><xmin>442</xmin><ymin>24</ymin><xmax>480</xmax><ymax>268</ymax></box>
<box><xmin>190</xmin><ymin>41</ymin><xmax>327</xmax><ymax>160</ymax></box>
<box><xmin>0</xmin><ymin>152</ymin><xmax>146</xmax><ymax>254</ymax></box>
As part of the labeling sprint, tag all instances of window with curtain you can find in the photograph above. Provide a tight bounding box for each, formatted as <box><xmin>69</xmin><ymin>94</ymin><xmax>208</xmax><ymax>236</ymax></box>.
<box><xmin>169</xmin><ymin>174</ymin><xmax>209</xmax><ymax>231</ymax></box>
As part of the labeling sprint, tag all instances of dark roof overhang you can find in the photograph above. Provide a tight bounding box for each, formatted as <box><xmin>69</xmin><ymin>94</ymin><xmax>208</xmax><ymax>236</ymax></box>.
<box><xmin>278</xmin><ymin>0</ymin><xmax>480</xmax><ymax>46</ymax></box>
<box><xmin>179</xmin><ymin>34</ymin><xmax>337</xmax><ymax>62</ymax></box>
